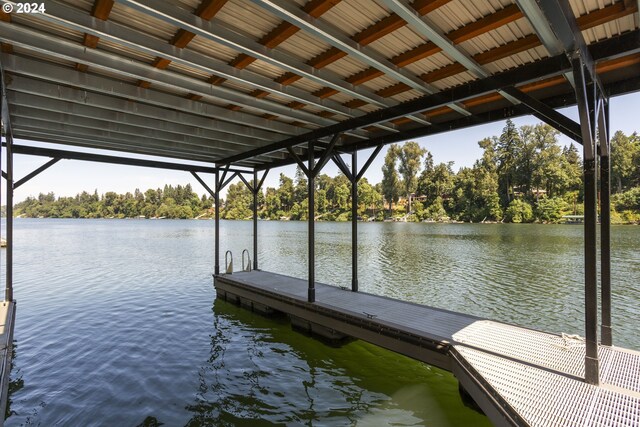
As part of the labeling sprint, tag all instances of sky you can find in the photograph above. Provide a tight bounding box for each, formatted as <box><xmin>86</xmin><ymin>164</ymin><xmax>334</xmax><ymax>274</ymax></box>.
<box><xmin>3</xmin><ymin>92</ymin><xmax>639</xmax><ymax>204</ymax></box>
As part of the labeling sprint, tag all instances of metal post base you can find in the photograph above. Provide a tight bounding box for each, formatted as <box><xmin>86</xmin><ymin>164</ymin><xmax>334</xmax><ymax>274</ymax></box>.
<box><xmin>601</xmin><ymin>325</ymin><xmax>612</xmax><ymax>347</ymax></box>
<box><xmin>585</xmin><ymin>356</ymin><xmax>600</xmax><ymax>385</ymax></box>
<box><xmin>351</xmin><ymin>279</ymin><xmax>358</xmax><ymax>292</ymax></box>
<box><xmin>308</xmin><ymin>288</ymin><xmax>315</xmax><ymax>303</ymax></box>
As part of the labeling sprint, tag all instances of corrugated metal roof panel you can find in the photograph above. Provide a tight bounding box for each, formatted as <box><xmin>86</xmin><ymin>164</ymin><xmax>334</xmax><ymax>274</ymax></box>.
<box><xmin>431</xmin><ymin>70</ymin><xmax>476</xmax><ymax>91</ymax></box>
<box><xmin>322</xmin><ymin>0</ymin><xmax>391</xmax><ymax>37</ymax></box>
<box><xmin>221</xmin><ymin>77</ymin><xmax>257</xmax><ymax>95</ymax></box>
<box><xmin>390</xmin><ymin>89</ymin><xmax>422</xmax><ymax>103</ymax></box>
<box><xmin>484</xmin><ymin>45</ymin><xmax>547</xmax><ymax>74</ymax></box>
<box><xmin>166</xmin><ymin>61</ymin><xmax>212</xmax><ymax>81</ymax></box>
<box><xmin>109</xmin><ymin>3</ymin><xmax>178</xmax><ymax>41</ymax></box>
<box><xmin>14</xmin><ymin>14</ymin><xmax>85</xmax><ymax>44</ymax></box>
<box><xmin>327</xmin><ymin>91</ymin><xmax>359</xmax><ymax>106</ymax></box>
<box><xmin>97</xmin><ymin>39</ymin><xmax>157</xmax><ymax>64</ymax></box>
<box><xmin>9</xmin><ymin>46</ymin><xmax>77</xmax><ymax>69</ymax></box>
<box><xmin>187</xmin><ymin>36</ymin><xmax>240</xmax><ymax>64</ymax></box>
<box><xmin>367</xmin><ymin>26</ymin><xmax>428</xmax><ymax>60</ymax></box>
<box><xmin>428</xmin><ymin>0</ymin><xmax>504</xmax><ymax>35</ymax></box>
<box><xmin>244</xmin><ymin>59</ymin><xmax>290</xmax><ymax>81</ymax></box>
<box><xmin>583</xmin><ymin>16</ymin><xmax>638</xmax><ymax>43</ymax></box>
<box><xmin>276</xmin><ymin>31</ymin><xmax>333</xmax><ymax>64</ymax></box>
<box><xmin>59</xmin><ymin>0</ymin><xmax>93</xmax><ymax>13</ymax></box>
<box><xmin>404</xmin><ymin>52</ymin><xmax>456</xmax><ymax>78</ymax></box>
<box><xmin>322</xmin><ymin>55</ymin><xmax>371</xmax><ymax>81</ymax></box>
<box><xmin>459</xmin><ymin>18</ymin><xmax>535</xmax><ymax>59</ymax></box>
<box><xmin>287</xmin><ymin>77</ymin><xmax>326</xmax><ymax>95</ymax></box>
<box><xmin>87</xmin><ymin>68</ymin><xmax>141</xmax><ymax>86</ymax></box>
<box><xmin>216</xmin><ymin>0</ymin><xmax>282</xmax><ymax>40</ymax></box>
<box><xmin>358</xmin><ymin>74</ymin><xmax>399</xmax><ymax>93</ymax></box>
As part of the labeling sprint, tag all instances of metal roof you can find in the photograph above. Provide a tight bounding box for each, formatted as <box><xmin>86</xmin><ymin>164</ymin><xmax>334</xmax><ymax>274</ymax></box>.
<box><xmin>1</xmin><ymin>0</ymin><xmax>639</xmax><ymax>169</ymax></box>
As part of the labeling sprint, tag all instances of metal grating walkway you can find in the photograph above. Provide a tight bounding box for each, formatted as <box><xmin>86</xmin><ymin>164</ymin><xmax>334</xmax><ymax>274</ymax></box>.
<box><xmin>454</xmin><ymin>346</ymin><xmax>640</xmax><ymax>426</ymax></box>
<box><xmin>214</xmin><ymin>270</ymin><xmax>640</xmax><ymax>427</ymax></box>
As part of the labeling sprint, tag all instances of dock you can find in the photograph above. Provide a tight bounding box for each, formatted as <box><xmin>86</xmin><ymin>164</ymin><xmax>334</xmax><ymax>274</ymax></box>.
<box><xmin>0</xmin><ymin>302</ymin><xmax>15</xmax><ymax>427</ymax></box>
<box><xmin>215</xmin><ymin>271</ymin><xmax>640</xmax><ymax>427</ymax></box>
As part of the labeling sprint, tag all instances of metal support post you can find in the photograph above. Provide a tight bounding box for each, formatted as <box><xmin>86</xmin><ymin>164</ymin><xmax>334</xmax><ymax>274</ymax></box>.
<box><xmin>600</xmin><ymin>101</ymin><xmax>612</xmax><ymax>346</ymax></box>
<box><xmin>0</xmin><ymin>106</ymin><xmax>2</xmax><ymax>301</ymax></box>
<box><xmin>308</xmin><ymin>141</ymin><xmax>315</xmax><ymax>303</ymax></box>
<box><xmin>574</xmin><ymin>55</ymin><xmax>599</xmax><ymax>385</ymax></box>
<box><xmin>583</xmin><ymin>156</ymin><xmax>599</xmax><ymax>384</ymax></box>
<box><xmin>0</xmin><ymin>123</ymin><xmax>2</xmax><ymax>301</ymax></box>
<box><xmin>214</xmin><ymin>168</ymin><xmax>220</xmax><ymax>276</ymax></box>
<box><xmin>5</xmin><ymin>131</ymin><xmax>13</xmax><ymax>302</ymax></box>
<box><xmin>351</xmin><ymin>151</ymin><xmax>358</xmax><ymax>292</ymax></box>
<box><xmin>253</xmin><ymin>170</ymin><xmax>258</xmax><ymax>271</ymax></box>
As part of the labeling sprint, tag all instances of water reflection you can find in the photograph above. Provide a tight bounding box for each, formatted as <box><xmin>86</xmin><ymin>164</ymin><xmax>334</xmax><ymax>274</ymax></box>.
<box><xmin>184</xmin><ymin>300</ymin><xmax>491</xmax><ymax>426</ymax></box>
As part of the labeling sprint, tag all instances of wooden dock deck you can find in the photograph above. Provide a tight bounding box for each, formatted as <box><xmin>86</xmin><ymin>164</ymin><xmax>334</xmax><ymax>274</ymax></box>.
<box><xmin>0</xmin><ymin>301</ymin><xmax>15</xmax><ymax>427</ymax></box>
<box><xmin>215</xmin><ymin>270</ymin><xmax>640</xmax><ymax>427</ymax></box>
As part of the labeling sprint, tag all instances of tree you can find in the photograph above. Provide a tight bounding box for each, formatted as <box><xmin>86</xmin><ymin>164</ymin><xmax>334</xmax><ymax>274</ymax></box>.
<box><xmin>293</xmin><ymin>167</ymin><xmax>308</xmax><ymax>204</ymax></box>
<box><xmin>611</xmin><ymin>131</ymin><xmax>640</xmax><ymax>192</ymax></box>
<box><xmin>496</xmin><ymin>119</ymin><xmax>520</xmax><ymax>203</ymax></box>
<box><xmin>381</xmin><ymin>144</ymin><xmax>401</xmax><ymax>214</ymax></box>
<box><xmin>396</xmin><ymin>141</ymin><xmax>427</xmax><ymax>212</ymax></box>
<box><xmin>277</xmin><ymin>174</ymin><xmax>294</xmax><ymax>211</ymax></box>
<box><xmin>505</xmin><ymin>199</ymin><xmax>533</xmax><ymax>223</ymax></box>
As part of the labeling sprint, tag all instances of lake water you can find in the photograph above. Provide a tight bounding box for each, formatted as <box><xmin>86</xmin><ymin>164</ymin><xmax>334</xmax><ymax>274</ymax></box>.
<box><xmin>2</xmin><ymin>219</ymin><xmax>639</xmax><ymax>426</ymax></box>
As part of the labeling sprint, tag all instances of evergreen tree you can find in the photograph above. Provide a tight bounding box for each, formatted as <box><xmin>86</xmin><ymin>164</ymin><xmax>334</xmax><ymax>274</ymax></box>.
<box><xmin>381</xmin><ymin>144</ymin><xmax>401</xmax><ymax>214</ymax></box>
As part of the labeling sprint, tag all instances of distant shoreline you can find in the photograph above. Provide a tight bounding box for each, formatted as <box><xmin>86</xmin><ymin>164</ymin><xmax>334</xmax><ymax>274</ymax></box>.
<box><xmin>7</xmin><ymin>216</ymin><xmax>639</xmax><ymax>225</ymax></box>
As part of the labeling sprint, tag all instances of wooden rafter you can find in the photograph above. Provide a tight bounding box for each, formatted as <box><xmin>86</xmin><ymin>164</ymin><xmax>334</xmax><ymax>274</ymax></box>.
<box><xmin>422</xmin><ymin>52</ymin><xmax>640</xmax><ymax>117</ymax></box>
<box><xmin>285</xmin><ymin>1</ymin><xmax>520</xmax><ymax>111</ymax></box>
<box><xmin>137</xmin><ymin>0</ymin><xmax>228</xmax><ymax>88</ymax></box>
<box><xmin>210</xmin><ymin>0</ymin><xmax>342</xmax><ymax>116</ymax></box>
<box><xmin>75</xmin><ymin>0</ymin><xmax>114</xmax><ymax>72</ymax></box>
<box><xmin>340</xmin><ymin>2</ymin><xmax>637</xmax><ymax>112</ymax></box>
<box><xmin>0</xmin><ymin>9</ymin><xmax>12</xmax><ymax>53</ymax></box>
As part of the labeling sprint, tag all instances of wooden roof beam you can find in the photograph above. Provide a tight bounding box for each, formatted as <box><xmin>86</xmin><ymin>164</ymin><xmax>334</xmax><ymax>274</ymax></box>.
<box><xmin>421</xmin><ymin>2</ymin><xmax>638</xmax><ymax>85</ymax></box>
<box><xmin>275</xmin><ymin>0</ymin><xmax>452</xmax><ymax>87</ymax></box>
<box><xmin>1</xmin><ymin>9</ymin><xmax>12</xmax><ymax>53</ymax></box>
<box><xmin>320</xmin><ymin>3</ymin><xmax>523</xmax><ymax>108</ymax></box>
<box><xmin>139</xmin><ymin>0</ymin><xmax>229</xmax><ymax>87</ymax></box>
<box><xmin>443</xmin><ymin>52</ymin><xmax>638</xmax><ymax>112</ymax></box>
<box><xmin>75</xmin><ymin>0</ymin><xmax>114</xmax><ymax>72</ymax></box>
<box><xmin>91</xmin><ymin>0</ymin><xmax>114</xmax><ymax>20</ymax></box>
<box><xmin>211</xmin><ymin>0</ymin><xmax>341</xmax><ymax>111</ymax></box>
<box><xmin>447</xmin><ymin>4</ymin><xmax>523</xmax><ymax>44</ymax></box>
<box><xmin>354</xmin><ymin>1</ymin><xmax>636</xmax><ymax>107</ymax></box>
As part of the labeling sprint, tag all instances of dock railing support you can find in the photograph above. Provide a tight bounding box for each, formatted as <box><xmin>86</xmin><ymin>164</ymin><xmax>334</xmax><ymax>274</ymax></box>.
<box><xmin>573</xmin><ymin>52</ymin><xmax>600</xmax><ymax>385</ymax></box>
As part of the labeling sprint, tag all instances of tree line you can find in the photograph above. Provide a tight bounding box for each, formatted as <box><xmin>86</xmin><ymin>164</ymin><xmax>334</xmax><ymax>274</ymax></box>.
<box><xmin>12</xmin><ymin>121</ymin><xmax>640</xmax><ymax>223</ymax></box>
<box><xmin>15</xmin><ymin>184</ymin><xmax>214</xmax><ymax>219</ymax></box>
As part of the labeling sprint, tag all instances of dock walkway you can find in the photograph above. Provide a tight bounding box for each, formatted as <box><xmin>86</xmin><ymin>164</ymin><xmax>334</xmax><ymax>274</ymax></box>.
<box><xmin>215</xmin><ymin>270</ymin><xmax>640</xmax><ymax>427</ymax></box>
<box><xmin>0</xmin><ymin>301</ymin><xmax>15</xmax><ymax>427</ymax></box>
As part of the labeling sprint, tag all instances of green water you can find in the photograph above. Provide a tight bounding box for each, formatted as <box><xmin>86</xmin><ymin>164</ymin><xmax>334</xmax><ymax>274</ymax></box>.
<box><xmin>3</xmin><ymin>219</ymin><xmax>638</xmax><ymax>425</ymax></box>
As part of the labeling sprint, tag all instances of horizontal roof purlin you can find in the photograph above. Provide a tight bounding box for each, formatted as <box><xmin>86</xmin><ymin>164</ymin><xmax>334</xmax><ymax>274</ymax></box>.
<box><xmin>0</xmin><ymin>0</ymin><xmax>638</xmax><ymax>169</ymax></box>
